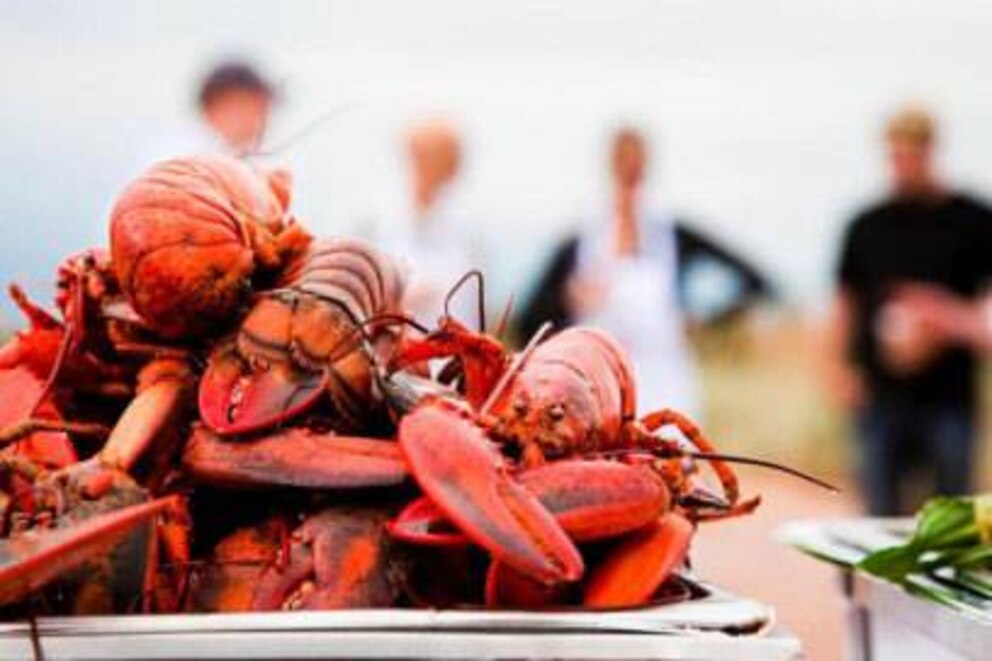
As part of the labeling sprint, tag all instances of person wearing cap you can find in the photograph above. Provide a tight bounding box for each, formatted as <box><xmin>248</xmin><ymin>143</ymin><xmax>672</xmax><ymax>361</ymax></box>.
<box><xmin>196</xmin><ymin>61</ymin><xmax>275</xmax><ymax>156</ymax></box>
<box><xmin>830</xmin><ymin>105</ymin><xmax>992</xmax><ymax>515</ymax></box>
<box><xmin>135</xmin><ymin>60</ymin><xmax>276</xmax><ymax>172</ymax></box>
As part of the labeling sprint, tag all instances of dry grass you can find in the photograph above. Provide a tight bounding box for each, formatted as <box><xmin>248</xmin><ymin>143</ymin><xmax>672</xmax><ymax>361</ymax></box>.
<box><xmin>694</xmin><ymin>310</ymin><xmax>992</xmax><ymax>489</ymax></box>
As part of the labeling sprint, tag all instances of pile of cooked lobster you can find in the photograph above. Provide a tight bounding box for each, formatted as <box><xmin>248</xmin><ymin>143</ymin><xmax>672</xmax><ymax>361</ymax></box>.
<box><xmin>0</xmin><ymin>154</ymin><xmax>826</xmax><ymax>616</ymax></box>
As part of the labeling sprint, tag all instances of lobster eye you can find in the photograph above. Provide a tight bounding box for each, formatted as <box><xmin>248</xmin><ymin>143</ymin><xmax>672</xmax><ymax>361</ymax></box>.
<box><xmin>547</xmin><ymin>403</ymin><xmax>566</xmax><ymax>422</ymax></box>
<box><xmin>512</xmin><ymin>398</ymin><xmax>527</xmax><ymax>415</ymax></box>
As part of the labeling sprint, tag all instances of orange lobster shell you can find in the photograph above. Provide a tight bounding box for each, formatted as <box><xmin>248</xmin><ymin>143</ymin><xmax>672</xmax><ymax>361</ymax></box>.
<box><xmin>110</xmin><ymin>154</ymin><xmax>308</xmax><ymax>338</ymax></box>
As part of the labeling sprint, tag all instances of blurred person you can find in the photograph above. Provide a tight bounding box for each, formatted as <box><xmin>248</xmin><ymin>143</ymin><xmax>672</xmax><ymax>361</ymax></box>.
<box><xmin>517</xmin><ymin>128</ymin><xmax>773</xmax><ymax>414</ymax></box>
<box><xmin>196</xmin><ymin>61</ymin><xmax>275</xmax><ymax>156</ymax></box>
<box><xmin>829</xmin><ymin>105</ymin><xmax>992</xmax><ymax>515</ymax></box>
<box><xmin>138</xmin><ymin>61</ymin><xmax>276</xmax><ymax>170</ymax></box>
<box><xmin>379</xmin><ymin>119</ymin><xmax>480</xmax><ymax>327</ymax></box>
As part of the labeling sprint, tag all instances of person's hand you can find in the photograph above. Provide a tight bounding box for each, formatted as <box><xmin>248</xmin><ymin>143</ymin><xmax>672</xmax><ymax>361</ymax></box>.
<box><xmin>876</xmin><ymin>286</ymin><xmax>957</xmax><ymax>376</ymax></box>
<box><xmin>889</xmin><ymin>284</ymin><xmax>978</xmax><ymax>345</ymax></box>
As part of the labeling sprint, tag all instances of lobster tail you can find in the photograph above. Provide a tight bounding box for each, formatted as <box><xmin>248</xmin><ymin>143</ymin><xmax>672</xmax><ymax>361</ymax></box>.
<box><xmin>110</xmin><ymin>155</ymin><xmax>301</xmax><ymax>338</ymax></box>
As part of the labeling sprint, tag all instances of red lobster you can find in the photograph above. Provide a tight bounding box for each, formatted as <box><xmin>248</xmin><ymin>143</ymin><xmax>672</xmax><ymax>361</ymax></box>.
<box><xmin>389</xmin><ymin>322</ymin><xmax>829</xmax><ymax>607</ymax></box>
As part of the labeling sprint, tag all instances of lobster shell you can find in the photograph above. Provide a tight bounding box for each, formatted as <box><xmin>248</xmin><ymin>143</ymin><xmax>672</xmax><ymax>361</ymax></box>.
<box><xmin>110</xmin><ymin>154</ymin><xmax>297</xmax><ymax>339</ymax></box>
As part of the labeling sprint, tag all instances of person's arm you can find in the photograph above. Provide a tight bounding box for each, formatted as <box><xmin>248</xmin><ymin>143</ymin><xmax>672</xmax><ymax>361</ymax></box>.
<box><xmin>675</xmin><ymin>223</ymin><xmax>776</xmax><ymax>302</ymax></box>
<box><xmin>825</xmin><ymin>218</ymin><xmax>868</xmax><ymax>408</ymax></box>
<box><xmin>514</xmin><ymin>236</ymin><xmax>580</xmax><ymax>343</ymax></box>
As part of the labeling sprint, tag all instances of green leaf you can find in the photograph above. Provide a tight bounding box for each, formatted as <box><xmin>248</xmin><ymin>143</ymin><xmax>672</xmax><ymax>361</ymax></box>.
<box><xmin>858</xmin><ymin>545</ymin><xmax>922</xmax><ymax>582</ymax></box>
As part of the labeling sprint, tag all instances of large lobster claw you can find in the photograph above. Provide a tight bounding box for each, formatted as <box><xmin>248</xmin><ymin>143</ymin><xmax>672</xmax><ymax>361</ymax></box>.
<box><xmin>0</xmin><ymin>496</ymin><xmax>176</xmax><ymax>607</ymax></box>
<box><xmin>398</xmin><ymin>399</ymin><xmax>583</xmax><ymax>585</ymax></box>
<box><xmin>199</xmin><ymin>343</ymin><xmax>325</xmax><ymax>435</ymax></box>
<box><xmin>183</xmin><ymin>425</ymin><xmax>408</xmax><ymax>489</ymax></box>
<box><xmin>391</xmin><ymin>460</ymin><xmax>669</xmax><ymax>547</ymax></box>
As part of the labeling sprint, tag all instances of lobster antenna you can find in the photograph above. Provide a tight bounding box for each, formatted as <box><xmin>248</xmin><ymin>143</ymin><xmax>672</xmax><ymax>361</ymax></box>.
<box><xmin>606</xmin><ymin>448</ymin><xmax>837</xmax><ymax>492</ymax></box>
<box><xmin>493</xmin><ymin>293</ymin><xmax>515</xmax><ymax>340</ymax></box>
<box><xmin>444</xmin><ymin>270</ymin><xmax>486</xmax><ymax>333</ymax></box>
<box><xmin>358</xmin><ymin>312</ymin><xmax>430</xmax><ymax>336</ymax></box>
<box><xmin>686</xmin><ymin>451</ymin><xmax>839</xmax><ymax>493</ymax></box>
<box><xmin>480</xmin><ymin>321</ymin><xmax>552</xmax><ymax>416</ymax></box>
<box><xmin>28</xmin><ymin>312</ymin><xmax>75</xmax><ymax>418</ymax></box>
<box><xmin>328</xmin><ymin>313</ymin><xmax>430</xmax><ymax>366</ymax></box>
<box><xmin>250</xmin><ymin>101</ymin><xmax>355</xmax><ymax>157</ymax></box>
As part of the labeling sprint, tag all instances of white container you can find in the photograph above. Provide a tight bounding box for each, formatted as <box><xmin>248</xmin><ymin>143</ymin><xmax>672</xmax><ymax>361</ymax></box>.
<box><xmin>780</xmin><ymin>518</ymin><xmax>992</xmax><ymax>661</ymax></box>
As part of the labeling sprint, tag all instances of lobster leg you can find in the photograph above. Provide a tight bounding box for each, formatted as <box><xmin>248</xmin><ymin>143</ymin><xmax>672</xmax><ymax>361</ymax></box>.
<box><xmin>390</xmin><ymin>318</ymin><xmax>507</xmax><ymax>410</ymax></box>
<box><xmin>0</xmin><ymin>496</ymin><xmax>176</xmax><ymax>607</ymax></box>
<box><xmin>634</xmin><ymin>409</ymin><xmax>741</xmax><ymax>505</ymax></box>
<box><xmin>183</xmin><ymin>425</ymin><xmax>407</xmax><ymax>489</ymax></box>
<box><xmin>583</xmin><ymin>511</ymin><xmax>694</xmax><ymax>608</ymax></box>
<box><xmin>149</xmin><ymin>496</ymin><xmax>192</xmax><ymax>613</ymax></box>
<box><xmin>398</xmin><ymin>399</ymin><xmax>583</xmax><ymax>584</ymax></box>
<box><xmin>100</xmin><ymin>357</ymin><xmax>194</xmax><ymax>472</ymax></box>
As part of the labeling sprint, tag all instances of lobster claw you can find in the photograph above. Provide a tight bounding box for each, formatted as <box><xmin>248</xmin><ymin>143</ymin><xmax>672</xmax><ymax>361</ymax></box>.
<box><xmin>199</xmin><ymin>343</ymin><xmax>325</xmax><ymax>435</ymax></box>
<box><xmin>583</xmin><ymin>511</ymin><xmax>694</xmax><ymax>608</ymax></box>
<box><xmin>518</xmin><ymin>460</ymin><xmax>670</xmax><ymax>543</ymax></box>
<box><xmin>183</xmin><ymin>425</ymin><xmax>408</xmax><ymax>489</ymax></box>
<box><xmin>252</xmin><ymin>507</ymin><xmax>401</xmax><ymax>610</ymax></box>
<box><xmin>387</xmin><ymin>497</ymin><xmax>469</xmax><ymax>547</ymax></box>
<box><xmin>391</xmin><ymin>460</ymin><xmax>670</xmax><ymax>548</ymax></box>
<box><xmin>0</xmin><ymin>496</ymin><xmax>176</xmax><ymax>607</ymax></box>
<box><xmin>399</xmin><ymin>400</ymin><xmax>583</xmax><ymax>585</ymax></box>
<box><xmin>0</xmin><ymin>366</ymin><xmax>77</xmax><ymax>468</ymax></box>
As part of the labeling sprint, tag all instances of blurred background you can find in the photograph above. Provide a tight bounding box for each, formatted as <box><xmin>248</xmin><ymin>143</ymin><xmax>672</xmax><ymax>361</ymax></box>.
<box><xmin>5</xmin><ymin>1</ymin><xmax>992</xmax><ymax>658</ymax></box>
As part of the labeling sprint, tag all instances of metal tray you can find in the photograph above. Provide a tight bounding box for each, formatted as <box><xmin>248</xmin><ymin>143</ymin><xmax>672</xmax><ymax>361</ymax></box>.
<box><xmin>0</xmin><ymin>582</ymin><xmax>800</xmax><ymax>659</ymax></box>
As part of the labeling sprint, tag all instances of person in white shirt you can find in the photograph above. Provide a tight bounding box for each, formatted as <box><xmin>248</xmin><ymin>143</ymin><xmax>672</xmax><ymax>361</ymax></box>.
<box><xmin>379</xmin><ymin>119</ymin><xmax>480</xmax><ymax>328</ymax></box>
<box><xmin>565</xmin><ymin>129</ymin><xmax>699</xmax><ymax>414</ymax></box>
<box><xmin>518</xmin><ymin>128</ymin><xmax>773</xmax><ymax>415</ymax></box>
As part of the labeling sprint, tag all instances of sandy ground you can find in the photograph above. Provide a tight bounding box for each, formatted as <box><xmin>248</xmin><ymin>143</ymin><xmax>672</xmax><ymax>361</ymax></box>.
<box><xmin>691</xmin><ymin>468</ymin><xmax>861</xmax><ymax>661</ymax></box>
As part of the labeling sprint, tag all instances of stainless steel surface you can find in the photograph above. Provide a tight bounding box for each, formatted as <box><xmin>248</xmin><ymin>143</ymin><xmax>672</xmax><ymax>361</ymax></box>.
<box><xmin>0</xmin><ymin>583</ymin><xmax>801</xmax><ymax>659</ymax></box>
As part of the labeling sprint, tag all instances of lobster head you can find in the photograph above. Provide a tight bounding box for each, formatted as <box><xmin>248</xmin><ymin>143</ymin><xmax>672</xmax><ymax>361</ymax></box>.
<box><xmin>487</xmin><ymin>361</ymin><xmax>605</xmax><ymax>461</ymax></box>
<box><xmin>488</xmin><ymin>327</ymin><xmax>632</xmax><ymax>460</ymax></box>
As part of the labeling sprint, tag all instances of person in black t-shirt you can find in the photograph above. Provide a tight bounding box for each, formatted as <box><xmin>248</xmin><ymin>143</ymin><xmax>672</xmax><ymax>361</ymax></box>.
<box><xmin>830</xmin><ymin>105</ymin><xmax>992</xmax><ymax>515</ymax></box>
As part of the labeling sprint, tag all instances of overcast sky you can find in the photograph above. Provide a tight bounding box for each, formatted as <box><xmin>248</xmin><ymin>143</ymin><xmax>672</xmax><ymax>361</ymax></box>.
<box><xmin>3</xmin><ymin>0</ymin><xmax>992</xmax><ymax>323</ymax></box>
